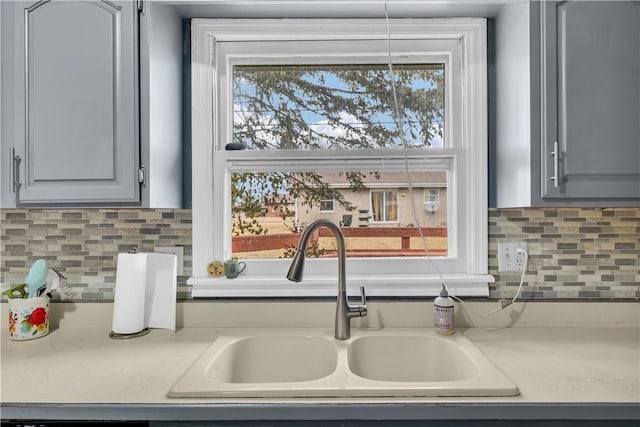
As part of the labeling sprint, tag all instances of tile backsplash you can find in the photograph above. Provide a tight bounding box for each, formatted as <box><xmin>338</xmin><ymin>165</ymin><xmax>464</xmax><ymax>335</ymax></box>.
<box><xmin>1</xmin><ymin>208</ymin><xmax>638</xmax><ymax>301</ymax></box>
<box><xmin>1</xmin><ymin>209</ymin><xmax>193</xmax><ymax>300</ymax></box>
<box><xmin>489</xmin><ymin>208</ymin><xmax>639</xmax><ymax>300</ymax></box>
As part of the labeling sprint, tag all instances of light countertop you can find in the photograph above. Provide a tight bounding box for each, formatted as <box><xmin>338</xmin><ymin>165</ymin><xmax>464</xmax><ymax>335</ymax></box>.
<box><xmin>1</xmin><ymin>301</ymin><xmax>639</xmax><ymax>422</ymax></box>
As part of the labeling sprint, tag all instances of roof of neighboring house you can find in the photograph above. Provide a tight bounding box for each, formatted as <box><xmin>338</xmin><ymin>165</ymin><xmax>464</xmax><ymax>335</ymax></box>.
<box><xmin>317</xmin><ymin>171</ymin><xmax>447</xmax><ymax>188</ymax></box>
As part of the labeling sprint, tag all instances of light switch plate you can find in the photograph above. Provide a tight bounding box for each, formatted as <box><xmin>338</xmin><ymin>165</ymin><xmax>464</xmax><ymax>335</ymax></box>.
<box><xmin>154</xmin><ymin>246</ymin><xmax>184</xmax><ymax>275</ymax></box>
<box><xmin>497</xmin><ymin>242</ymin><xmax>527</xmax><ymax>272</ymax></box>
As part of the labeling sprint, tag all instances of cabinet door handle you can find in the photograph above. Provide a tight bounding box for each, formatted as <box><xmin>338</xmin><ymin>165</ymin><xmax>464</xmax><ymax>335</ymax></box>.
<box><xmin>9</xmin><ymin>148</ymin><xmax>22</xmax><ymax>194</ymax></box>
<box><xmin>550</xmin><ymin>141</ymin><xmax>560</xmax><ymax>188</ymax></box>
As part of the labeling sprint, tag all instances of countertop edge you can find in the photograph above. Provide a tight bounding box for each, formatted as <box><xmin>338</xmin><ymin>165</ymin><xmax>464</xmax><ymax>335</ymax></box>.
<box><xmin>2</xmin><ymin>402</ymin><xmax>640</xmax><ymax>422</ymax></box>
<box><xmin>1</xmin><ymin>402</ymin><xmax>640</xmax><ymax>421</ymax></box>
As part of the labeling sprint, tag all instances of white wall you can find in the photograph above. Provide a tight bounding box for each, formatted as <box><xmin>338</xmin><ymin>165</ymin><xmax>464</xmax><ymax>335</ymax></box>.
<box><xmin>1</xmin><ymin>1</ymin><xmax>15</xmax><ymax>208</ymax></box>
<box><xmin>141</xmin><ymin>3</ymin><xmax>184</xmax><ymax>208</ymax></box>
<box><xmin>162</xmin><ymin>0</ymin><xmax>508</xmax><ymax>19</ymax></box>
<box><xmin>495</xmin><ymin>1</ymin><xmax>532</xmax><ymax>207</ymax></box>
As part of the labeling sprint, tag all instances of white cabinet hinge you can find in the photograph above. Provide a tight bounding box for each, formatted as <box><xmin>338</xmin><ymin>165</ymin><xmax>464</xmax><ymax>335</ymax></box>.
<box><xmin>138</xmin><ymin>166</ymin><xmax>146</xmax><ymax>184</ymax></box>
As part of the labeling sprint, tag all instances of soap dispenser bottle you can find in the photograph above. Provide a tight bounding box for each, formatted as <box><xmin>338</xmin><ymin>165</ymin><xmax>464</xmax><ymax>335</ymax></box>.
<box><xmin>434</xmin><ymin>284</ymin><xmax>454</xmax><ymax>335</ymax></box>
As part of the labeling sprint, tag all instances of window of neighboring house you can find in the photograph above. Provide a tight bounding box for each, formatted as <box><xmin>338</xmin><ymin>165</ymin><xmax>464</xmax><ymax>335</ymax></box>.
<box><xmin>424</xmin><ymin>189</ymin><xmax>439</xmax><ymax>204</ymax></box>
<box><xmin>319</xmin><ymin>199</ymin><xmax>335</xmax><ymax>213</ymax></box>
<box><xmin>189</xmin><ymin>19</ymin><xmax>490</xmax><ymax>298</ymax></box>
<box><xmin>423</xmin><ymin>188</ymin><xmax>441</xmax><ymax>218</ymax></box>
<box><xmin>370</xmin><ymin>190</ymin><xmax>398</xmax><ymax>223</ymax></box>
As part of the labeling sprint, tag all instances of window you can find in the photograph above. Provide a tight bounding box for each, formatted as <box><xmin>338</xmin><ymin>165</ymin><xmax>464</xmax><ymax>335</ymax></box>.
<box><xmin>319</xmin><ymin>199</ymin><xmax>335</xmax><ymax>213</ymax></box>
<box><xmin>425</xmin><ymin>189</ymin><xmax>439</xmax><ymax>204</ymax></box>
<box><xmin>189</xmin><ymin>19</ymin><xmax>490</xmax><ymax>297</ymax></box>
<box><xmin>370</xmin><ymin>190</ymin><xmax>398</xmax><ymax>223</ymax></box>
<box><xmin>233</xmin><ymin>64</ymin><xmax>445</xmax><ymax>150</ymax></box>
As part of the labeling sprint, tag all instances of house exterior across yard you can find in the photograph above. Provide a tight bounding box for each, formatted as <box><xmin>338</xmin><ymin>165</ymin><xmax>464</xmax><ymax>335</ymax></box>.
<box><xmin>294</xmin><ymin>171</ymin><xmax>448</xmax><ymax>229</ymax></box>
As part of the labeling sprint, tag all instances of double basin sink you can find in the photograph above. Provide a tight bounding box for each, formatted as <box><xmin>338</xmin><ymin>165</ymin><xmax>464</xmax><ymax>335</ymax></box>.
<box><xmin>169</xmin><ymin>329</ymin><xmax>519</xmax><ymax>398</ymax></box>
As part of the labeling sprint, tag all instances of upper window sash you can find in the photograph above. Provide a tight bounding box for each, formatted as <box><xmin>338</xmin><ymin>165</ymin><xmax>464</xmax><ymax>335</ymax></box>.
<box><xmin>216</xmin><ymin>42</ymin><xmax>460</xmax><ymax>151</ymax></box>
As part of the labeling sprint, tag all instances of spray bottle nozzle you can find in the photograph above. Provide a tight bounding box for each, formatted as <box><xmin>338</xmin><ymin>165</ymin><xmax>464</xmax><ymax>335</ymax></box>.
<box><xmin>440</xmin><ymin>283</ymin><xmax>448</xmax><ymax>297</ymax></box>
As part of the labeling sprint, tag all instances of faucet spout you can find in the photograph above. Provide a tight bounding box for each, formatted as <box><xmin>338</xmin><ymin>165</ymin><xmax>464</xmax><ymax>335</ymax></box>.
<box><xmin>286</xmin><ymin>219</ymin><xmax>367</xmax><ymax>340</ymax></box>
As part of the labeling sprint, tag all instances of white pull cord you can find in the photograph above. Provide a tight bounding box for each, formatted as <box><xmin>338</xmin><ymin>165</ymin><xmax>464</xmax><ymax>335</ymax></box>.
<box><xmin>482</xmin><ymin>248</ymin><xmax>528</xmax><ymax>316</ymax></box>
<box><xmin>383</xmin><ymin>3</ymin><xmax>461</xmax><ymax>302</ymax></box>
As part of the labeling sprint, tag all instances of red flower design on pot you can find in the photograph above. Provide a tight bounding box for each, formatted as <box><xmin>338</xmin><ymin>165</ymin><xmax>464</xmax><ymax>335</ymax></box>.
<box><xmin>26</xmin><ymin>307</ymin><xmax>47</xmax><ymax>327</ymax></box>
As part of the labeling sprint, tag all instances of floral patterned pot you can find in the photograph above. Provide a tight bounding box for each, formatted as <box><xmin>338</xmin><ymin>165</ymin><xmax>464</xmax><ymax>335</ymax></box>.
<box><xmin>8</xmin><ymin>296</ymin><xmax>49</xmax><ymax>340</ymax></box>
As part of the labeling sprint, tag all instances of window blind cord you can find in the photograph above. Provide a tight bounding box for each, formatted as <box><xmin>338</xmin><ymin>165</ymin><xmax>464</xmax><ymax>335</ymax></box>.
<box><xmin>383</xmin><ymin>3</ymin><xmax>461</xmax><ymax>303</ymax></box>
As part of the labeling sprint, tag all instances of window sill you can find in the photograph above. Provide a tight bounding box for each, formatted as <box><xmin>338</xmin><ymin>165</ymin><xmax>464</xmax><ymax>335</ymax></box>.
<box><xmin>187</xmin><ymin>274</ymin><xmax>493</xmax><ymax>298</ymax></box>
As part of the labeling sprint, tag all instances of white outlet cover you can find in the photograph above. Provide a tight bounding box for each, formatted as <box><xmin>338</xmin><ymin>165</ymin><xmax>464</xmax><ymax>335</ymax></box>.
<box><xmin>497</xmin><ymin>242</ymin><xmax>528</xmax><ymax>272</ymax></box>
<box><xmin>154</xmin><ymin>246</ymin><xmax>184</xmax><ymax>275</ymax></box>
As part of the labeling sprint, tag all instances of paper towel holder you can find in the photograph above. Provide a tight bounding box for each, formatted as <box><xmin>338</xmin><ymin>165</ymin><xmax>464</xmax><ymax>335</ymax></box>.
<box><xmin>109</xmin><ymin>328</ymin><xmax>150</xmax><ymax>339</ymax></box>
<box><xmin>110</xmin><ymin>251</ymin><xmax>178</xmax><ymax>339</ymax></box>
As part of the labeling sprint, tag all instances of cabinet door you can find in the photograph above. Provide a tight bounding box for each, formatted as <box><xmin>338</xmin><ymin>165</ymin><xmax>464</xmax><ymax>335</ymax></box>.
<box><xmin>541</xmin><ymin>0</ymin><xmax>640</xmax><ymax>201</ymax></box>
<box><xmin>13</xmin><ymin>0</ymin><xmax>139</xmax><ymax>204</ymax></box>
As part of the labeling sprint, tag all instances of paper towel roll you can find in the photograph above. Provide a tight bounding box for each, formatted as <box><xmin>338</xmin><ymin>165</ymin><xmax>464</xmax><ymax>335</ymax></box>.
<box><xmin>112</xmin><ymin>254</ymin><xmax>147</xmax><ymax>334</ymax></box>
<box><xmin>112</xmin><ymin>253</ymin><xmax>177</xmax><ymax>335</ymax></box>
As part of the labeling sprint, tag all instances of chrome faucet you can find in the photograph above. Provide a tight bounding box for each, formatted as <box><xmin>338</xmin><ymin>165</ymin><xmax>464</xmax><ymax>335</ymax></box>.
<box><xmin>286</xmin><ymin>219</ymin><xmax>367</xmax><ymax>340</ymax></box>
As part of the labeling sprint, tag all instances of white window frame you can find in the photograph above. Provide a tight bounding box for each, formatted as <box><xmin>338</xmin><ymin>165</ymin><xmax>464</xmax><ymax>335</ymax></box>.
<box><xmin>188</xmin><ymin>19</ymin><xmax>491</xmax><ymax>298</ymax></box>
<box><xmin>370</xmin><ymin>189</ymin><xmax>400</xmax><ymax>224</ymax></box>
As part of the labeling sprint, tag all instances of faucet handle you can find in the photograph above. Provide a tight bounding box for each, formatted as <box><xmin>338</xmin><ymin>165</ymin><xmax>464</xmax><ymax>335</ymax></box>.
<box><xmin>358</xmin><ymin>286</ymin><xmax>367</xmax><ymax>316</ymax></box>
<box><xmin>359</xmin><ymin>285</ymin><xmax>367</xmax><ymax>306</ymax></box>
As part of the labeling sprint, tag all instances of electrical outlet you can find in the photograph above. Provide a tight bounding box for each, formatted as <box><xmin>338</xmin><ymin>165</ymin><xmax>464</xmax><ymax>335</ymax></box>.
<box><xmin>154</xmin><ymin>246</ymin><xmax>184</xmax><ymax>276</ymax></box>
<box><xmin>497</xmin><ymin>242</ymin><xmax>527</xmax><ymax>272</ymax></box>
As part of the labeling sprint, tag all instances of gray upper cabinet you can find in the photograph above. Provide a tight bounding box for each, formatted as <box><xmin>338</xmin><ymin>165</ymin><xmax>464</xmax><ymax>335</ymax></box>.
<box><xmin>541</xmin><ymin>0</ymin><xmax>640</xmax><ymax>201</ymax></box>
<box><xmin>9</xmin><ymin>0</ymin><xmax>140</xmax><ymax>205</ymax></box>
<box><xmin>495</xmin><ymin>0</ymin><xmax>640</xmax><ymax>207</ymax></box>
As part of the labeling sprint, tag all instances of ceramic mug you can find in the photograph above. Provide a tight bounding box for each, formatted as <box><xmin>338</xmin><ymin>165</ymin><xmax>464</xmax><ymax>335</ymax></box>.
<box><xmin>8</xmin><ymin>296</ymin><xmax>50</xmax><ymax>340</ymax></box>
<box><xmin>224</xmin><ymin>259</ymin><xmax>247</xmax><ymax>279</ymax></box>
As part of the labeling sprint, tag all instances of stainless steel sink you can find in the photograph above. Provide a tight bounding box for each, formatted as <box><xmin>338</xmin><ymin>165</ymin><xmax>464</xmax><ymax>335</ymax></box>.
<box><xmin>169</xmin><ymin>329</ymin><xmax>519</xmax><ymax>398</ymax></box>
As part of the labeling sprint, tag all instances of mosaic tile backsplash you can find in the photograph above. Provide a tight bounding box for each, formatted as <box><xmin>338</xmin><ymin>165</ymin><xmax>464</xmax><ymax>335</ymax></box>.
<box><xmin>1</xmin><ymin>208</ymin><xmax>638</xmax><ymax>300</ymax></box>
<box><xmin>1</xmin><ymin>209</ymin><xmax>193</xmax><ymax>300</ymax></box>
<box><xmin>489</xmin><ymin>208</ymin><xmax>639</xmax><ymax>300</ymax></box>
